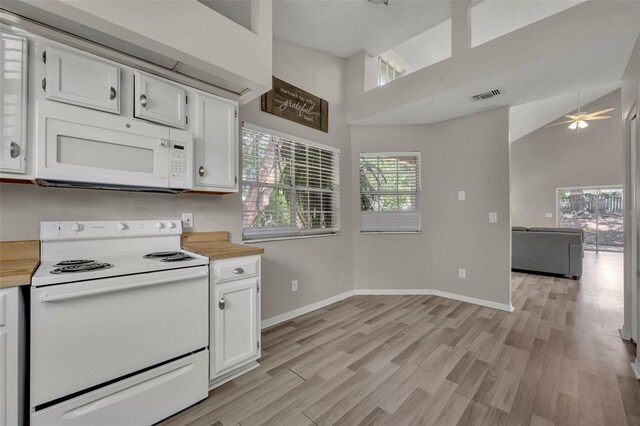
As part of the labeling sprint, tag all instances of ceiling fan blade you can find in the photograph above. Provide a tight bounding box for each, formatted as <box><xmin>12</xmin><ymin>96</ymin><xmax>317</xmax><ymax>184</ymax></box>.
<box><xmin>585</xmin><ymin>116</ymin><xmax>612</xmax><ymax>121</ymax></box>
<box><xmin>564</xmin><ymin>115</ymin><xmax>582</xmax><ymax>120</ymax></box>
<box><xmin>545</xmin><ymin>120</ymin><xmax>575</xmax><ymax>128</ymax></box>
<box><xmin>585</xmin><ymin>108</ymin><xmax>614</xmax><ymax>118</ymax></box>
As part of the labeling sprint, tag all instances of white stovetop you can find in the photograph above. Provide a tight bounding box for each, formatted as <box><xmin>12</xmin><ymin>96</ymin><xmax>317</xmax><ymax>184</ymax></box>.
<box><xmin>32</xmin><ymin>249</ymin><xmax>209</xmax><ymax>287</ymax></box>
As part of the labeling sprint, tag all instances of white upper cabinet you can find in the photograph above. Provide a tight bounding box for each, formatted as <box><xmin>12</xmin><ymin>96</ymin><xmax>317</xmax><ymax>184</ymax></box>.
<box><xmin>44</xmin><ymin>46</ymin><xmax>120</xmax><ymax>114</ymax></box>
<box><xmin>193</xmin><ymin>92</ymin><xmax>238</xmax><ymax>192</ymax></box>
<box><xmin>0</xmin><ymin>32</ymin><xmax>28</xmax><ymax>174</ymax></box>
<box><xmin>134</xmin><ymin>71</ymin><xmax>187</xmax><ymax>129</ymax></box>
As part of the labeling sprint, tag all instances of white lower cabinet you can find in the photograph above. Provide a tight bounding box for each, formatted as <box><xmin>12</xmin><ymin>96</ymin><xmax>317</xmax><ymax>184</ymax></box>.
<box><xmin>0</xmin><ymin>287</ymin><xmax>26</xmax><ymax>426</ymax></box>
<box><xmin>210</xmin><ymin>256</ymin><xmax>261</xmax><ymax>386</ymax></box>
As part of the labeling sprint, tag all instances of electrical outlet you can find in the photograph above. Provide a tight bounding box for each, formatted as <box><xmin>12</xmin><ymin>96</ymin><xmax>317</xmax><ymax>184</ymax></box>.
<box><xmin>489</xmin><ymin>212</ymin><xmax>497</xmax><ymax>223</ymax></box>
<box><xmin>458</xmin><ymin>191</ymin><xmax>466</xmax><ymax>201</ymax></box>
<box><xmin>181</xmin><ymin>213</ymin><xmax>194</xmax><ymax>229</ymax></box>
<box><xmin>291</xmin><ymin>280</ymin><xmax>298</xmax><ymax>292</ymax></box>
<box><xmin>459</xmin><ymin>268</ymin><xmax>466</xmax><ymax>279</ymax></box>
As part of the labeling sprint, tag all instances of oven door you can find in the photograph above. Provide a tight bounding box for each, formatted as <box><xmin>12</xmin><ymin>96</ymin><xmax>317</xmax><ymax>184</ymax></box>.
<box><xmin>36</xmin><ymin>101</ymin><xmax>174</xmax><ymax>189</ymax></box>
<box><xmin>30</xmin><ymin>266</ymin><xmax>208</xmax><ymax>407</ymax></box>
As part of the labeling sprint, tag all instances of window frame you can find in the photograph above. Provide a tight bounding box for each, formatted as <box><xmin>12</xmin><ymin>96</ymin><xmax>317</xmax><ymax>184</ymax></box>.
<box><xmin>378</xmin><ymin>57</ymin><xmax>403</xmax><ymax>86</ymax></box>
<box><xmin>359</xmin><ymin>151</ymin><xmax>421</xmax><ymax>234</ymax></box>
<box><xmin>241</xmin><ymin>123</ymin><xmax>341</xmax><ymax>242</ymax></box>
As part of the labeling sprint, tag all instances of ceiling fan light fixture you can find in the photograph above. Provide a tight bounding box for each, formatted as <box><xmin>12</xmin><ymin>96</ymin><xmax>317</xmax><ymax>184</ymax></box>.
<box><xmin>578</xmin><ymin>120</ymin><xmax>588</xmax><ymax>129</ymax></box>
<box><xmin>368</xmin><ymin>0</ymin><xmax>390</xmax><ymax>6</ymax></box>
<box><xmin>568</xmin><ymin>122</ymin><xmax>578</xmax><ymax>130</ymax></box>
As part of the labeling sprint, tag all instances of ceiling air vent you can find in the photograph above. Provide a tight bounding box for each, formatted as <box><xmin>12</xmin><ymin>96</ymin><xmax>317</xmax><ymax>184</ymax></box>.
<box><xmin>471</xmin><ymin>88</ymin><xmax>503</xmax><ymax>102</ymax></box>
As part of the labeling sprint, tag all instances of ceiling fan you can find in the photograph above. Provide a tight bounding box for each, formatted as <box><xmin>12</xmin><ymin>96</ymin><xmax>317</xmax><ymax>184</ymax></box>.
<box><xmin>546</xmin><ymin>91</ymin><xmax>614</xmax><ymax>130</ymax></box>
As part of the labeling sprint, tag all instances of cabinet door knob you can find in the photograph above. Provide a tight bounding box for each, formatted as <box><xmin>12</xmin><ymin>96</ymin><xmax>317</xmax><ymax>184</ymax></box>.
<box><xmin>140</xmin><ymin>94</ymin><xmax>147</xmax><ymax>107</ymax></box>
<box><xmin>198</xmin><ymin>166</ymin><xmax>205</xmax><ymax>177</ymax></box>
<box><xmin>233</xmin><ymin>267</ymin><xmax>244</xmax><ymax>275</ymax></box>
<box><xmin>110</xmin><ymin>87</ymin><xmax>117</xmax><ymax>100</ymax></box>
<box><xmin>218</xmin><ymin>298</ymin><xmax>226</xmax><ymax>310</ymax></box>
<box><xmin>9</xmin><ymin>142</ymin><xmax>21</xmax><ymax>159</ymax></box>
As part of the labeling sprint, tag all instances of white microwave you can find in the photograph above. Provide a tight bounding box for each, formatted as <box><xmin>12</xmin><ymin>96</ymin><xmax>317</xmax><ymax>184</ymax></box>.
<box><xmin>35</xmin><ymin>101</ymin><xmax>193</xmax><ymax>192</ymax></box>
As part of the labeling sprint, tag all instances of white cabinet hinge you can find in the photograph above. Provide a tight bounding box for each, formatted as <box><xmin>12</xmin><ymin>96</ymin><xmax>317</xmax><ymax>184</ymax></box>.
<box><xmin>42</xmin><ymin>78</ymin><xmax>46</xmax><ymax>92</ymax></box>
<box><xmin>257</xmin><ymin>281</ymin><xmax>260</xmax><ymax>293</ymax></box>
<box><xmin>257</xmin><ymin>341</ymin><xmax>260</xmax><ymax>350</ymax></box>
<box><xmin>42</xmin><ymin>51</ymin><xmax>46</xmax><ymax>63</ymax></box>
<box><xmin>235</xmin><ymin>110</ymin><xmax>238</xmax><ymax>119</ymax></box>
<box><xmin>185</xmin><ymin>116</ymin><xmax>189</xmax><ymax>125</ymax></box>
<box><xmin>235</xmin><ymin>176</ymin><xmax>238</xmax><ymax>184</ymax></box>
<box><xmin>185</xmin><ymin>95</ymin><xmax>188</xmax><ymax>104</ymax></box>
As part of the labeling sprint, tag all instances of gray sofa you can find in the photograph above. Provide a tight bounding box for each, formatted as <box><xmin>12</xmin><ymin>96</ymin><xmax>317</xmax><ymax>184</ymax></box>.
<box><xmin>512</xmin><ymin>227</ymin><xmax>584</xmax><ymax>279</ymax></box>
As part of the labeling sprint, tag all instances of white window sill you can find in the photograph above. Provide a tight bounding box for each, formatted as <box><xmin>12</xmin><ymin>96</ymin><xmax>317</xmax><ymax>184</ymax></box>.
<box><xmin>243</xmin><ymin>233</ymin><xmax>341</xmax><ymax>244</ymax></box>
<box><xmin>360</xmin><ymin>231</ymin><xmax>422</xmax><ymax>234</ymax></box>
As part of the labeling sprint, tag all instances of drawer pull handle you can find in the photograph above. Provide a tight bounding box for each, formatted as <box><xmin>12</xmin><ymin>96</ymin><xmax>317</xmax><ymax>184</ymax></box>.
<box><xmin>218</xmin><ymin>298</ymin><xmax>225</xmax><ymax>310</ymax></box>
<box><xmin>233</xmin><ymin>268</ymin><xmax>244</xmax><ymax>275</ymax></box>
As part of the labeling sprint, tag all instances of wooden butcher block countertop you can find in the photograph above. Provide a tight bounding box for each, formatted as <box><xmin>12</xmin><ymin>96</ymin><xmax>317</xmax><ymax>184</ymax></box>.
<box><xmin>0</xmin><ymin>240</ymin><xmax>40</xmax><ymax>288</ymax></box>
<box><xmin>182</xmin><ymin>231</ymin><xmax>264</xmax><ymax>260</ymax></box>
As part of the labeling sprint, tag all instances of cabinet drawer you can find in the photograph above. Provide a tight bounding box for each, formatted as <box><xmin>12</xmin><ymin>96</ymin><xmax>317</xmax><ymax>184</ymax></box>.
<box><xmin>31</xmin><ymin>351</ymin><xmax>208</xmax><ymax>426</ymax></box>
<box><xmin>213</xmin><ymin>256</ymin><xmax>260</xmax><ymax>284</ymax></box>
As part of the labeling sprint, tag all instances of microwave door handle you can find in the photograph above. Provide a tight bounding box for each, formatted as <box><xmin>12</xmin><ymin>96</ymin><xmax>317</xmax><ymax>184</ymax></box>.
<box><xmin>40</xmin><ymin>270</ymin><xmax>207</xmax><ymax>303</ymax></box>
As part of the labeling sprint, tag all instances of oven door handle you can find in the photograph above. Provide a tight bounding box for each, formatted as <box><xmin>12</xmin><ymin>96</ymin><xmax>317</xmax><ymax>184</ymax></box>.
<box><xmin>39</xmin><ymin>269</ymin><xmax>207</xmax><ymax>303</ymax></box>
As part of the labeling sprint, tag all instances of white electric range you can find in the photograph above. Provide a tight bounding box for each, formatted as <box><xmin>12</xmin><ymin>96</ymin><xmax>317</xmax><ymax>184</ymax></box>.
<box><xmin>30</xmin><ymin>220</ymin><xmax>210</xmax><ymax>426</ymax></box>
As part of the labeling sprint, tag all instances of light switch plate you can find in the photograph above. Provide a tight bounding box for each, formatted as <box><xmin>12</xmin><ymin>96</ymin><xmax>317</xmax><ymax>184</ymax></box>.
<box><xmin>489</xmin><ymin>212</ymin><xmax>497</xmax><ymax>223</ymax></box>
<box><xmin>545</xmin><ymin>213</ymin><xmax>553</xmax><ymax>218</ymax></box>
<box><xmin>458</xmin><ymin>191</ymin><xmax>466</xmax><ymax>201</ymax></box>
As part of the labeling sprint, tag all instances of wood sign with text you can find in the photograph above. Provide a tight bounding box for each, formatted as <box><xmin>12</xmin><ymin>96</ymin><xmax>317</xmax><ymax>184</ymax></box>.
<box><xmin>261</xmin><ymin>77</ymin><xmax>329</xmax><ymax>133</ymax></box>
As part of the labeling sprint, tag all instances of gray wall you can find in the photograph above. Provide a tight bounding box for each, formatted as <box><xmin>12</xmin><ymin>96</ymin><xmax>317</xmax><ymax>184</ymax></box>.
<box><xmin>0</xmin><ymin>39</ymin><xmax>513</xmax><ymax>317</ymax></box>
<box><xmin>350</xmin><ymin>107</ymin><xmax>512</xmax><ymax>307</ymax></box>
<box><xmin>239</xmin><ymin>39</ymin><xmax>354</xmax><ymax>320</ymax></box>
<box><xmin>0</xmin><ymin>39</ymin><xmax>354</xmax><ymax>321</ymax></box>
<box><xmin>511</xmin><ymin>90</ymin><xmax>623</xmax><ymax>227</ymax></box>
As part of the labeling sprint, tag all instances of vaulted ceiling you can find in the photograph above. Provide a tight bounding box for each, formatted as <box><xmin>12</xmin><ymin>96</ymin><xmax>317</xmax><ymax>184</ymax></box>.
<box><xmin>273</xmin><ymin>0</ymin><xmax>451</xmax><ymax>58</ymax></box>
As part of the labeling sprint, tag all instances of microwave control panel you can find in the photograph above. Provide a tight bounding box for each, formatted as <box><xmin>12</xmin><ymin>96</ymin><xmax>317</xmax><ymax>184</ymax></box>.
<box><xmin>169</xmin><ymin>141</ymin><xmax>191</xmax><ymax>189</ymax></box>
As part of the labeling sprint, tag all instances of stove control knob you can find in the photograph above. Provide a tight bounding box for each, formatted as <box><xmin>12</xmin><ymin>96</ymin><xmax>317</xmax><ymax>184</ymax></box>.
<box><xmin>116</xmin><ymin>222</ymin><xmax>128</xmax><ymax>231</ymax></box>
<box><xmin>70</xmin><ymin>222</ymin><xmax>83</xmax><ymax>232</ymax></box>
<box><xmin>154</xmin><ymin>222</ymin><xmax>164</xmax><ymax>230</ymax></box>
<box><xmin>166</xmin><ymin>222</ymin><xmax>176</xmax><ymax>229</ymax></box>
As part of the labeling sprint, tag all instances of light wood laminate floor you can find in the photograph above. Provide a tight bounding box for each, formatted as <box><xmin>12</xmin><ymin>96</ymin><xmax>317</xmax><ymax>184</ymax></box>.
<box><xmin>160</xmin><ymin>251</ymin><xmax>639</xmax><ymax>426</ymax></box>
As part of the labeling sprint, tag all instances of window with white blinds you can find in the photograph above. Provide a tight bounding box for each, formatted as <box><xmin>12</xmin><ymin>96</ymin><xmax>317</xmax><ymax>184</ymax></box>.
<box><xmin>242</xmin><ymin>123</ymin><xmax>341</xmax><ymax>240</ymax></box>
<box><xmin>359</xmin><ymin>152</ymin><xmax>421</xmax><ymax>232</ymax></box>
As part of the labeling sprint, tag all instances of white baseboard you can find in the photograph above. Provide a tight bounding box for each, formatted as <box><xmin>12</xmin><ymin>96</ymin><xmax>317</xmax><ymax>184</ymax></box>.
<box><xmin>619</xmin><ymin>327</ymin><xmax>632</xmax><ymax>341</ymax></box>
<box><xmin>261</xmin><ymin>287</ymin><xmax>513</xmax><ymax>329</ymax></box>
<box><xmin>261</xmin><ymin>290</ymin><xmax>355</xmax><ymax>329</ymax></box>
<box><xmin>353</xmin><ymin>289</ymin><xmax>513</xmax><ymax>312</ymax></box>
<box><xmin>631</xmin><ymin>358</ymin><xmax>640</xmax><ymax>380</ymax></box>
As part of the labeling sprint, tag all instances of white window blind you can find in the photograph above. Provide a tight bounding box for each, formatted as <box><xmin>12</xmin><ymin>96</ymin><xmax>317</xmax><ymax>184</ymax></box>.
<box><xmin>359</xmin><ymin>152</ymin><xmax>421</xmax><ymax>232</ymax></box>
<box><xmin>378</xmin><ymin>57</ymin><xmax>403</xmax><ymax>86</ymax></box>
<box><xmin>242</xmin><ymin>123</ymin><xmax>341</xmax><ymax>240</ymax></box>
